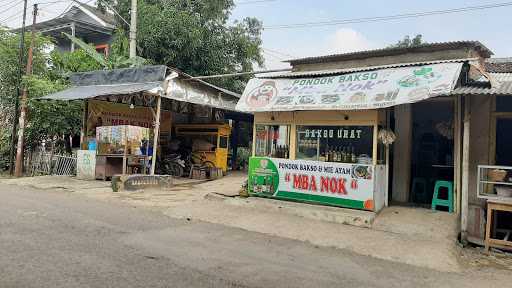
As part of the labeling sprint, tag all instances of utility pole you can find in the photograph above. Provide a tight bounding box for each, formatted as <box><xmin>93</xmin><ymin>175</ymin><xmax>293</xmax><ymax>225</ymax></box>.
<box><xmin>9</xmin><ymin>0</ymin><xmax>29</xmax><ymax>175</ymax></box>
<box><xmin>129</xmin><ymin>0</ymin><xmax>137</xmax><ymax>58</ymax></box>
<box><xmin>14</xmin><ymin>4</ymin><xmax>38</xmax><ymax>177</ymax></box>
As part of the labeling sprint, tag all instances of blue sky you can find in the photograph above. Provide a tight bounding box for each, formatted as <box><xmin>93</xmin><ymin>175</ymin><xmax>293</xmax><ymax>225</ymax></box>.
<box><xmin>231</xmin><ymin>0</ymin><xmax>512</xmax><ymax>68</ymax></box>
<box><xmin>2</xmin><ymin>0</ymin><xmax>510</xmax><ymax>69</ymax></box>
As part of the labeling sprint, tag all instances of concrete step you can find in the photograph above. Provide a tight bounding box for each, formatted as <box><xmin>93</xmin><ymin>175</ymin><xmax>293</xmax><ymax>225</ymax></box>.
<box><xmin>206</xmin><ymin>194</ymin><xmax>376</xmax><ymax>228</ymax></box>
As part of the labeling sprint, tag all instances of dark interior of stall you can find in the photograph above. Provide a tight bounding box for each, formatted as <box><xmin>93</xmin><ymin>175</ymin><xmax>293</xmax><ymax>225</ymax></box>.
<box><xmin>410</xmin><ymin>100</ymin><xmax>454</xmax><ymax>208</ymax></box>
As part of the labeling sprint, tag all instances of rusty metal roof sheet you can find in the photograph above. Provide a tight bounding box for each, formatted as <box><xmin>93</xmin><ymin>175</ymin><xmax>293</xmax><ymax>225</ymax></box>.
<box><xmin>286</xmin><ymin>41</ymin><xmax>493</xmax><ymax>64</ymax></box>
<box><xmin>485</xmin><ymin>58</ymin><xmax>512</xmax><ymax>73</ymax></box>
<box><xmin>258</xmin><ymin>58</ymin><xmax>478</xmax><ymax>79</ymax></box>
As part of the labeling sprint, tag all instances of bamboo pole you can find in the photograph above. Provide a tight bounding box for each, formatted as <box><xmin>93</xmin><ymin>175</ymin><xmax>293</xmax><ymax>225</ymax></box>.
<box><xmin>151</xmin><ymin>96</ymin><xmax>161</xmax><ymax>175</ymax></box>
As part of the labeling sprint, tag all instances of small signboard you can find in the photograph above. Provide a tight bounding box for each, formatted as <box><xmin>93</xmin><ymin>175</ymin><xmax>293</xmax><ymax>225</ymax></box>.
<box><xmin>77</xmin><ymin>150</ymin><xmax>96</xmax><ymax>180</ymax></box>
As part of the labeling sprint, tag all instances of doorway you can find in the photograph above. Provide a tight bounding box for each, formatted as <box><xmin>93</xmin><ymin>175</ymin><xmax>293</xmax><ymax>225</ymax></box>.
<box><xmin>409</xmin><ymin>100</ymin><xmax>454</xmax><ymax>206</ymax></box>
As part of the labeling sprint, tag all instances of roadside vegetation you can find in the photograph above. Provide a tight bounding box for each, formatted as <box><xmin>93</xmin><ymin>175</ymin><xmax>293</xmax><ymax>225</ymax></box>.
<box><xmin>0</xmin><ymin>0</ymin><xmax>264</xmax><ymax>171</ymax></box>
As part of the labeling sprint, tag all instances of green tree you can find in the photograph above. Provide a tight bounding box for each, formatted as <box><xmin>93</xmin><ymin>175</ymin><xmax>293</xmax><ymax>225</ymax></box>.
<box><xmin>389</xmin><ymin>34</ymin><xmax>424</xmax><ymax>48</ymax></box>
<box><xmin>0</xmin><ymin>29</ymin><xmax>85</xmax><ymax>167</ymax></box>
<box><xmin>98</xmin><ymin>0</ymin><xmax>264</xmax><ymax>92</ymax></box>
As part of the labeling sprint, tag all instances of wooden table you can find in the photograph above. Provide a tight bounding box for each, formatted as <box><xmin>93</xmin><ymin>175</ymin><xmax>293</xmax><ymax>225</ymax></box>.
<box><xmin>485</xmin><ymin>199</ymin><xmax>512</xmax><ymax>252</ymax></box>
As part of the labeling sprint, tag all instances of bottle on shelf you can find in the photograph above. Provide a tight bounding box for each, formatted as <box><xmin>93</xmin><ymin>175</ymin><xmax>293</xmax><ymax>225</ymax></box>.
<box><xmin>341</xmin><ymin>146</ymin><xmax>347</xmax><ymax>163</ymax></box>
<box><xmin>351</xmin><ymin>146</ymin><xmax>357</xmax><ymax>163</ymax></box>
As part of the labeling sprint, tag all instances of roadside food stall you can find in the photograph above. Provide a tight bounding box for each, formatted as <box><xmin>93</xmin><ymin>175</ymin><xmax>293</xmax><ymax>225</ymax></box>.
<box><xmin>42</xmin><ymin>65</ymin><xmax>248</xmax><ymax>180</ymax></box>
<box><xmin>236</xmin><ymin>62</ymin><xmax>463</xmax><ymax>212</ymax></box>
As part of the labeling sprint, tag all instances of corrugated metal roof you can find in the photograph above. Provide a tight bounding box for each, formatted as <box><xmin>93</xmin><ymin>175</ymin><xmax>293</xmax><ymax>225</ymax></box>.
<box><xmin>452</xmin><ymin>81</ymin><xmax>512</xmax><ymax>95</ymax></box>
<box><xmin>257</xmin><ymin>58</ymin><xmax>477</xmax><ymax>79</ymax></box>
<box><xmin>286</xmin><ymin>41</ymin><xmax>493</xmax><ymax>64</ymax></box>
<box><xmin>490</xmin><ymin>73</ymin><xmax>512</xmax><ymax>82</ymax></box>
<box><xmin>485</xmin><ymin>57</ymin><xmax>512</xmax><ymax>73</ymax></box>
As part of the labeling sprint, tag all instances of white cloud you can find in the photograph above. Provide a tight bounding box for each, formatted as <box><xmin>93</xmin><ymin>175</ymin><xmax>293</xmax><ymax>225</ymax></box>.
<box><xmin>261</xmin><ymin>28</ymin><xmax>378</xmax><ymax>69</ymax></box>
<box><xmin>325</xmin><ymin>28</ymin><xmax>376</xmax><ymax>54</ymax></box>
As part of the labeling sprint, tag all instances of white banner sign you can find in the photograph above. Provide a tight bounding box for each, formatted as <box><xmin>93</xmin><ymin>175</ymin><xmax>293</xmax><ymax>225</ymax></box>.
<box><xmin>249</xmin><ymin>157</ymin><xmax>376</xmax><ymax>210</ymax></box>
<box><xmin>236</xmin><ymin>63</ymin><xmax>463</xmax><ymax>112</ymax></box>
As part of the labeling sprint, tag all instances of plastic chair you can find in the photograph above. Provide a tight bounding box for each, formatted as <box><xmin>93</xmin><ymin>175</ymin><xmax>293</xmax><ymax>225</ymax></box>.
<box><xmin>431</xmin><ymin>180</ymin><xmax>453</xmax><ymax>213</ymax></box>
<box><xmin>411</xmin><ymin>177</ymin><xmax>428</xmax><ymax>203</ymax></box>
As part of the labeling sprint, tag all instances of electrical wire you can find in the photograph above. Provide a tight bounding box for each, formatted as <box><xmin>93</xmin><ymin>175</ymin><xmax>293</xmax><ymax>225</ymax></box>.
<box><xmin>236</xmin><ymin>0</ymin><xmax>277</xmax><ymax>4</ymax></box>
<box><xmin>0</xmin><ymin>0</ymin><xmax>24</xmax><ymax>16</ymax></box>
<box><xmin>264</xmin><ymin>1</ymin><xmax>512</xmax><ymax>30</ymax></box>
<box><xmin>0</xmin><ymin>0</ymin><xmax>22</xmax><ymax>9</ymax></box>
<box><xmin>263</xmin><ymin>47</ymin><xmax>295</xmax><ymax>59</ymax></box>
<box><xmin>0</xmin><ymin>9</ymin><xmax>24</xmax><ymax>24</ymax></box>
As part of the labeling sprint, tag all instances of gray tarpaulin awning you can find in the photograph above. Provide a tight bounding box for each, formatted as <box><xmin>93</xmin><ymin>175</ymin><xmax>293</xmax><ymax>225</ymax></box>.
<box><xmin>42</xmin><ymin>65</ymin><xmax>243</xmax><ymax>112</ymax></box>
<box><xmin>45</xmin><ymin>82</ymin><xmax>163</xmax><ymax>100</ymax></box>
<box><xmin>42</xmin><ymin>65</ymin><xmax>167</xmax><ymax>100</ymax></box>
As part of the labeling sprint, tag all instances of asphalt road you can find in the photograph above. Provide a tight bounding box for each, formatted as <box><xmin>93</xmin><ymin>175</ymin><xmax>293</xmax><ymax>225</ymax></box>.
<box><xmin>0</xmin><ymin>183</ymin><xmax>509</xmax><ymax>288</ymax></box>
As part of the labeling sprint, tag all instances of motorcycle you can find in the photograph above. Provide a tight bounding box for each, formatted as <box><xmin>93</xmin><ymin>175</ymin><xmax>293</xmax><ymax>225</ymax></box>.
<box><xmin>159</xmin><ymin>153</ymin><xmax>185</xmax><ymax>177</ymax></box>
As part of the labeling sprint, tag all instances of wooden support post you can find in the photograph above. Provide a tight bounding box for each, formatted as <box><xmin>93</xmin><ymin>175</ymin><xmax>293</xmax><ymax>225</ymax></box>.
<box><xmin>461</xmin><ymin>95</ymin><xmax>471</xmax><ymax>244</ymax></box>
<box><xmin>454</xmin><ymin>95</ymin><xmax>462</xmax><ymax>214</ymax></box>
<box><xmin>122</xmin><ymin>134</ymin><xmax>127</xmax><ymax>175</ymax></box>
<box><xmin>151</xmin><ymin>96</ymin><xmax>161</xmax><ymax>175</ymax></box>
<box><xmin>392</xmin><ymin>104</ymin><xmax>412</xmax><ymax>203</ymax></box>
<box><xmin>80</xmin><ymin>99</ymin><xmax>88</xmax><ymax>149</ymax></box>
<box><xmin>231</xmin><ymin>121</ymin><xmax>239</xmax><ymax>170</ymax></box>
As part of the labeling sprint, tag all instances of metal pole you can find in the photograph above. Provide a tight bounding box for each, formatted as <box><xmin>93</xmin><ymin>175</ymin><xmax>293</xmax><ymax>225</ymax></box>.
<box><xmin>14</xmin><ymin>3</ymin><xmax>37</xmax><ymax>177</ymax></box>
<box><xmin>9</xmin><ymin>0</ymin><xmax>29</xmax><ymax>175</ymax></box>
<box><xmin>70</xmin><ymin>22</ymin><xmax>75</xmax><ymax>52</ymax></box>
<box><xmin>129</xmin><ymin>0</ymin><xmax>137</xmax><ymax>58</ymax></box>
<box><xmin>183</xmin><ymin>68</ymin><xmax>292</xmax><ymax>80</ymax></box>
<box><xmin>150</xmin><ymin>96</ymin><xmax>161</xmax><ymax>175</ymax></box>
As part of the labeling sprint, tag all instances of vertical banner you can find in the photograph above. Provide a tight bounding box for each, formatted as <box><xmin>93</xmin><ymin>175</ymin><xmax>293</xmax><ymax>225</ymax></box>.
<box><xmin>249</xmin><ymin>157</ymin><xmax>375</xmax><ymax>211</ymax></box>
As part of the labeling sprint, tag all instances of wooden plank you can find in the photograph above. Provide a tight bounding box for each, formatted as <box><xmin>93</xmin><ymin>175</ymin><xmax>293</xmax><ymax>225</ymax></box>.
<box><xmin>461</xmin><ymin>96</ymin><xmax>471</xmax><ymax>243</ymax></box>
<box><xmin>392</xmin><ymin>104</ymin><xmax>412</xmax><ymax>203</ymax></box>
<box><xmin>485</xmin><ymin>204</ymin><xmax>492</xmax><ymax>252</ymax></box>
<box><xmin>454</xmin><ymin>95</ymin><xmax>462</xmax><ymax>214</ymax></box>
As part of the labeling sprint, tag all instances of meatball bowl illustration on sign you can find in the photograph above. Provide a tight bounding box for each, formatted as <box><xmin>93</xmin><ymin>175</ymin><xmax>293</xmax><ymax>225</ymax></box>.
<box><xmin>246</xmin><ymin>81</ymin><xmax>277</xmax><ymax>108</ymax></box>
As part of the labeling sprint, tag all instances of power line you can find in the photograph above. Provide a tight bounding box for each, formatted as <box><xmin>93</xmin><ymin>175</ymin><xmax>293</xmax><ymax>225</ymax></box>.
<box><xmin>263</xmin><ymin>47</ymin><xmax>295</xmax><ymax>58</ymax></box>
<box><xmin>0</xmin><ymin>0</ymin><xmax>24</xmax><ymax>16</ymax></box>
<box><xmin>264</xmin><ymin>1</ymin><xmax>512</xmax><ymax>29</ymax></box>
<box><xmin>0</xmin><ymin>0</ymin><xmax>22</xmax><ymax>9</ymax></box>
<box><xmin>236</xmin><ymin>0</ymin><xmax>277</xmax><ymax>4</ymax></box>
<box><xmin>0</xmin><ymin>9</ymin><xmax>25</xmax><ymax>24</ymax></box>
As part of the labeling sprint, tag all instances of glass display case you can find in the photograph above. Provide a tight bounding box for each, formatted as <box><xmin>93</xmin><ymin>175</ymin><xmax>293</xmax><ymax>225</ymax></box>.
<box><xmin>96</xmin><ymin>125</ymin><xmax>150</xmax><ymax>155</ymax></box>
<box><xmin>94</xmin><ymin>125</ymin><xmax>151</xmax><ymax>180</ymax></box>
<box><xmin>295</xmin><ymin>125</ymin><xmax>373</xmax><ymax>164</ymax></box>
<box><xmin>477</xmin><ymin>165</ymin><xmax>512</xmax><ymax>200</ymax></box>
<box><xmin>254</xmin><ymin>124</ymin><xmax>290</xmax><ymax>158</ymax></box>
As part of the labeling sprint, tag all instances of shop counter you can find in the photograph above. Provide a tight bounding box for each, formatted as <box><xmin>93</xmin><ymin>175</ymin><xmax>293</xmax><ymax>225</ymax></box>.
<box><xmin>248</xmin><ymin>157</ymin><xmax>387</xmax><ymax>212</ymax></box>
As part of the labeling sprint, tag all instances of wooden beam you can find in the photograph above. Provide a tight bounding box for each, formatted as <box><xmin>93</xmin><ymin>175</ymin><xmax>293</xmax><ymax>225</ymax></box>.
<box><xmin>150</xmin><ymin>95</ymin><xmax>161</xmax><ymax>175</ymax></box>
<box><xmin>392</xmin><ymin>104</ymin><xmax>412</xmax><ymax>203</ymax></box>
<box><xmin>461</xmin><ymin>95</ymin><xmax>471</xmax><ymax>244</ymax></box>
<box><xmin>454</xmin><ymin>95</ymin><xmax>462</xmax><ymax>214</ymax></box>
